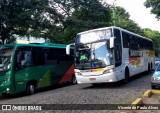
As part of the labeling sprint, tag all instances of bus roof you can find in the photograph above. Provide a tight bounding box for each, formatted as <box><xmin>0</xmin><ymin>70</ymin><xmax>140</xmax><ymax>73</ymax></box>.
<box><xmin>0</xmin><ymin>43</ymin><xmax>67</xmax><ymax>49</ymax></box>
<box><xmin>77</xmin><ymin>26</ymin><xmax>152</xmax><ymax>41</ymax></box>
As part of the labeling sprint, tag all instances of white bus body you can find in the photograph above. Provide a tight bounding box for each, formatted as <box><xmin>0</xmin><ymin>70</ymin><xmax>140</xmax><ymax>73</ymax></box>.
<box><xmin>67</xmin><ymin>26</ymin><xmax>155</xmax><ymax>84</ymax></box>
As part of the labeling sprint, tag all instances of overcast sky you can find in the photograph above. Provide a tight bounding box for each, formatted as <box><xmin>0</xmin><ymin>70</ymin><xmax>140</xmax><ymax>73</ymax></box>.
<box><xmin>105</xmin><ymin>0</ymin><xmax>160</xmax><ymax>32</ymax></box>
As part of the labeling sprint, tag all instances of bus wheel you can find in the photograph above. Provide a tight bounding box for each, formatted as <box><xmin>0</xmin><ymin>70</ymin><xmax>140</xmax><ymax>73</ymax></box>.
<box><xmin>124</xmin><ymin>69</ymin><xmax>129</xmax><ymax>83</ymax></box>
<box><xmin>71</xmin><ymin>75</ymin><xmax>77</xmax><ymax>85</ymax></box>
<box><xmin>151</xmin><ymin>85</ymin><xmax>156</xmax><ymax>89</ymax></box>
<box><xmin>2</xmin><ymin>93</ymin><xmax>10</xmax><ymax>97</ymax></box>
<box><xmin>26</xmin><ymin>83</ymin><xmax>35</xmax><ymax>95</ymax></box>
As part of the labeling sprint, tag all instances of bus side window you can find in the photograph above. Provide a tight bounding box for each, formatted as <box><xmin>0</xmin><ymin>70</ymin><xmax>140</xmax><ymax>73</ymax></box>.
<box><xmin>114</xmin><ymin>46</ymin><xmax>122</xmax><ymax>67</ymax></box>
<box><xmin>15</xmin><ymin>49</ymin><xmax>33</xmax><ymax>70</ymax></box>
<box><xmin>122</xmin><ymin>32</ymin><xmax>129</xmax><ymax>48</ymax></box>
<box><xmin>32</xmin><ymin>47</ymin><xmax>45</xmax><ymax>66</ymax></box>
<box><xmin>44</xmin><ymin>48</ymin><xmax>73</xmax><ymax>65</ymax></box>
<box><xmin>114</xmin><ymin>28</ymin><xmax>122</xmax><ymax>67</ymax></box>
<box><xmin>140</xmin><ymin>38</ymin><xmax>145</xmax><ymax>49</ymax></box>
<box><xmin>15</xmin><ymin>50</ymin><xmax>21</xmax><ymax>70</ymax></box>
<box><xmin>59</xmin><ymin>48</ymin><xmax>73</xmax><ymax>64</ymax></box>
<box><xmin>45</xmin><ymin>48</ymin><xmax>58</xmax><ymax>65</ymax></box>
<box><xmin>137</xmin><ymin>37</ymin><xmax>142</xmax><ymax>49</ymax></box>
<box><xmin>150</xmin><ymin>41</ymin><xmax>154</xmax><ymax>50</ymax></box>
<box><xmin>114</xmin><ymin>29</ymin><xmax>121</xmax><ymax>45</ymax></box>
<box><xmin>129</xmin><ymin>35</ymin><xmax>135</xmax><ymax>49</ymax></box>
<box><xmin>20</xmin><ymin>51</ymin><xmax>26</xmax><ymax>67</ymax></box>
<box><xmin>129</xmin><ymin>35</ymin><xmax>138</xmax><ymax>49</ymax></box>
<box><xmin>147</xmin><ymin>40</ymin><xmax>152</xmax><ymax>50</ymax></box>
<box><xmin>16</xmin><ymin>50</ymin><xmax>21</xmax><ymax>64</ymax></box>
<box><xmin>23</xmin><ymin>51</ymin><xmax>32</xmax><ymax>67</ymax></box>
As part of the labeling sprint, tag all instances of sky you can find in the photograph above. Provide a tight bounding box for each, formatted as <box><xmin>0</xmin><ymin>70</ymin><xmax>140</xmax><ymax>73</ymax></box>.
<box><xmin>105</xmin><ymin>0</ymin><xmax>160</xmax><ymax>32</ymax></box>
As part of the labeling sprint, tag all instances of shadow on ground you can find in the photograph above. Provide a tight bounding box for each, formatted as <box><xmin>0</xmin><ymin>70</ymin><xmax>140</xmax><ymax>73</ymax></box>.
<box><xmin>0</xmin><ymin>82</ymin><xmax>74</xmax><ymax>100</ymax></box>
<box><xmin>82</xmin><ymin>71</ymin><xmax>153</xmax><ymax>89</ymax></box>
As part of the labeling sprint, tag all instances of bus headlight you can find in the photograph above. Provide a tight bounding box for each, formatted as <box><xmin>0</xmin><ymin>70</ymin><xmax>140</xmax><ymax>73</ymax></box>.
<box><xmin>103</xmin><ymin>68</ymin><xmax>115</xmax><ymax>74</ymax></box>
<box><xmin>6</xmin><ymin>88</ymin><xmax>10</xmax><ymax>91</ymax></box>
<box><xmin>75</xmin><ymin>72</ymin><xmax>82</xmax><ymax>76</ymax></box>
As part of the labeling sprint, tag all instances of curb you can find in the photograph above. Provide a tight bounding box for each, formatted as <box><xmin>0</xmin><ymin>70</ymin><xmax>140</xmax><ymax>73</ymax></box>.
<box><xmin>143</xmin><ymin>89</ymin><xmax>160</xmax><ymax>97</ymax></box>
<box><xmin>143</xmin><ymin>90</ymin><xmax>152</xmax><ymax>97</ymax></box>
<box><xmin>151</xmin><ymin>90</ymin><xmax>160</xmax><ymax>95</ymax></box>
<box><xmin>131</xmin><ymin>89</ymin><xmax>160</xmax><ymax>107</ymax></box>
<box><xmin>131</xmin><ymin>98</ymin><xmax>143</xmax><ymax>106</ymax></box>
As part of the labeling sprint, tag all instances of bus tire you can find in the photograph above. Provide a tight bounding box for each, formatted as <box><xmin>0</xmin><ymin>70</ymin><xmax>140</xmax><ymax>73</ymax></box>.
<box><xmin>151</xmin><ymin>85</ymin><xmax>156</xmax><ymax>89</ymax></box>
<box><xmin>71</xmin><ymin>75</ymin><xmax>77</xmax><ymax>85</ymax></box>
<box><xmin>26</xmin><ymin>82</ymin><xmax>35</xmax><ymax>95</ymax></box>
<box><xmin>124</xmin><ymin>68</ymin><xmax>129</xmax><ymax>83</ymax></box>
<box><xmin>2</xmin><ymin>93</ymin><xmax>10</xmax><ymax>97</ymax></box>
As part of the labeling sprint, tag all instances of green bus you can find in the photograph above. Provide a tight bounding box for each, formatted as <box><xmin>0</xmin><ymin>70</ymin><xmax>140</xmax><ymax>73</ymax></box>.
<box><xmin>0</xmin><ymin>43</ymin><xmax>76</xmax><ymax>96</ymax></box>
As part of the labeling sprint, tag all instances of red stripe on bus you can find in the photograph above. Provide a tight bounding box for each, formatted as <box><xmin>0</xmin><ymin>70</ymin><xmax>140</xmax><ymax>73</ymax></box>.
<box><xmin>60</xmin><ymin>64</ymin><xmax>74</xmax><ymax>84</ymax></box>
<box><xmin>129</xmin><ymin>57</ymin><xmax>137</xmax><ymax>61</ymax></box>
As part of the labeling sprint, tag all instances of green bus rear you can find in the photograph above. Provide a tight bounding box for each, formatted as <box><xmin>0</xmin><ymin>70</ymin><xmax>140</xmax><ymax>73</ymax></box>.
<box><xmin>0</xmin><ymin>43</ymin><xmax>75</xmax><ymax>95</ymax></box>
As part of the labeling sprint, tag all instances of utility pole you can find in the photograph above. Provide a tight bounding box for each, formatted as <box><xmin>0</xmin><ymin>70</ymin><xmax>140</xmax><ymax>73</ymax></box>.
<box><xmin>112</xmin><ymin>0</ymin><xmax>116</xmax><ymax>26</ymax></box>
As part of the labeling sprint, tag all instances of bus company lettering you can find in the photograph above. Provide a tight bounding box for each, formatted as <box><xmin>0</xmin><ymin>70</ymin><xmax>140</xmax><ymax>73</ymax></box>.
<box><xmin>129</xmin><ymin>50</ymin><xmax>143</xmax><ymax>57</ymax></box>
<box><xmin>12</xmin><ymin>105</ymin><xmax>42</xmax><ymax>111</ymax></box>
<box><xmin>27</xmin><ymin>106</ymin><xmax>42</xmax><ymax>111</ymax></box>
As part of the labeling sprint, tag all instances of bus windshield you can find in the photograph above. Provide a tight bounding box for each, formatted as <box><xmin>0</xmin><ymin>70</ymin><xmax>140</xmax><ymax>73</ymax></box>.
<box><xmin>0</xmin><ymin>46</ymin><xmax>14</xmax><ymax>74</ymax></box>
<box><xmin>75</xmin><ymin>41</ymin><xmax>113</xmax><ymax>69</ymax></box>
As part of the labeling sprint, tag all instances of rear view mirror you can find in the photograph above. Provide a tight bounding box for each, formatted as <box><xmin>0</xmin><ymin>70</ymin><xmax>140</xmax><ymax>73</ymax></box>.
<box><xmin>110</xmin><ymin>37</ymin><xmax>114</xmax><ymax>48</ymax></box>
<box><xmin>66</xmin><ymin>45</ymin><xmax>71</xmax><ymax>55</ymax></box>
<box><xmin>66</xmin><ymin>43</ymin><xmax>74</xmax><ymax>55</ymax></box>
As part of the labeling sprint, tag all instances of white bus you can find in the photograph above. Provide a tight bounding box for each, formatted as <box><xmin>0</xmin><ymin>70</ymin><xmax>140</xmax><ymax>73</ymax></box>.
<box><xmin>66</xmin><ymin>26</ymin><xmax>155</xmax><ymax>85</ymax></box>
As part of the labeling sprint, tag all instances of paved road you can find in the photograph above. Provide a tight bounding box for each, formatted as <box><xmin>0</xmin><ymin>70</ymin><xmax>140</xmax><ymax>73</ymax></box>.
<box><xmin>0</xmin><ymin>72</ymin><xmax>153</xmax><ymax>113</ymax></box>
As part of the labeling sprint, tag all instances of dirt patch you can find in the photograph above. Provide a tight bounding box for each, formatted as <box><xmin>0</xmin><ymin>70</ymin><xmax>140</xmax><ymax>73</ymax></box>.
<box><xmin>143</xmin><ymin>95</ymin><xmax>160</xmax><ymax>104</ymax></box>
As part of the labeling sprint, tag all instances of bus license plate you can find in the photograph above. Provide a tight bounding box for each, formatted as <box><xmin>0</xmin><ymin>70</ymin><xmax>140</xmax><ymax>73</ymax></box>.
<box><xmin>90</xmin><ymin>78</ymin><xmax>96</xmax><ymax>81</ymax></box>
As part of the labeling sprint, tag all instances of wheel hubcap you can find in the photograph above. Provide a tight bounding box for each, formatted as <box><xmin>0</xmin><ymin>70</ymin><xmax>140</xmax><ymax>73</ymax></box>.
<box><xmin>30</xmin><ymin>85</ymin><xmax>34</xmax><ymax>94</ymax></box>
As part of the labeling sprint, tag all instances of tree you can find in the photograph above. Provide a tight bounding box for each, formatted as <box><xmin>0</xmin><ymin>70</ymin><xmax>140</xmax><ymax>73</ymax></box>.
<box><xmin>1</xmin><ymin>0</ymin><xmax>159</xmax><ymax>47</ymax></box>
<box><xmin>144</xmin><ymin>0</ymin><xmax>160</xmax><ymax>20</ymax></box>
<box><xmin>112</xmin><ymin>6</ymin><xmax>160</xmax><ymax>56</ymax></box>
<box><xmin>0</xmin><ymin>0</ymin><xmax>63</xmax><ymax>43</ymax></box>
<box><xmin>61</xmin><ymin>0</ymin><xmax>111</xmax><ymax>43</ymax></box>
<box><xmin>143</xmin><ymin>28</ymin><xmax>160</xmax><ymax>56</ymax></box>
<box><xmin>111</xmin><ymin>6</ymin><xmax>144</xmax><ymax>35</ymax></box>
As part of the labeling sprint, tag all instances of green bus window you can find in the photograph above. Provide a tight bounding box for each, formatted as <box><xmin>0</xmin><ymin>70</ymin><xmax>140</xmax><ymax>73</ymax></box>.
<box><xmin>16</xmin><ymin>48</ymin><xmax>33</xmax><ymax>70</ymax></box>
<box><xmin>32</xmin><ymin>47</ymin><xmax>45</xmax><ymax>66</ymax></box>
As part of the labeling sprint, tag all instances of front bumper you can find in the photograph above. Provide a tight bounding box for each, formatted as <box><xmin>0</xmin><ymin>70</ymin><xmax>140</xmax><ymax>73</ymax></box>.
<box><xmin>76</xmin><ymin>72</ymin><xmax>118</xmax><ymax>84</ymax></box>
<box><xmin>0</xmin><ymin>84</ymin><xmax>12</xmax><ymax>94</ymax></box>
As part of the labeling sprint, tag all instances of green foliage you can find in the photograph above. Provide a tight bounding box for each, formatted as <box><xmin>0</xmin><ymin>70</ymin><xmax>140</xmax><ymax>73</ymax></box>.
<box><xmin>1</xmin><ymin>0</ymin><xmax>160</xmax><ymax>56</ymax></box>
<box><xmin>0</xmin><ymin>0</ymin><xmax>63</xmax><ymax>43</ymax></box>
<box><xmin>144</xmin><ymin>0</ymin><xmax>160</xmax><ymax>20</ymax></box>
<box><xmin>111</xmin><ymin>7</ymin><xmax>144</xmax><ymax>35</ymax></box>
<box><xmin>62</xmin><ymin>0</ymin><xmax>111</xmax><ymax>43</ymax></box>
<box><xmin>143</xmin><ymin>28</ymin><xmax>160</xmax><ymax>56</ymax></box>
<box><xmin>112</xmin><ymin>6</ymin><xmax>160</xmax><ymax>56</ymax></box>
